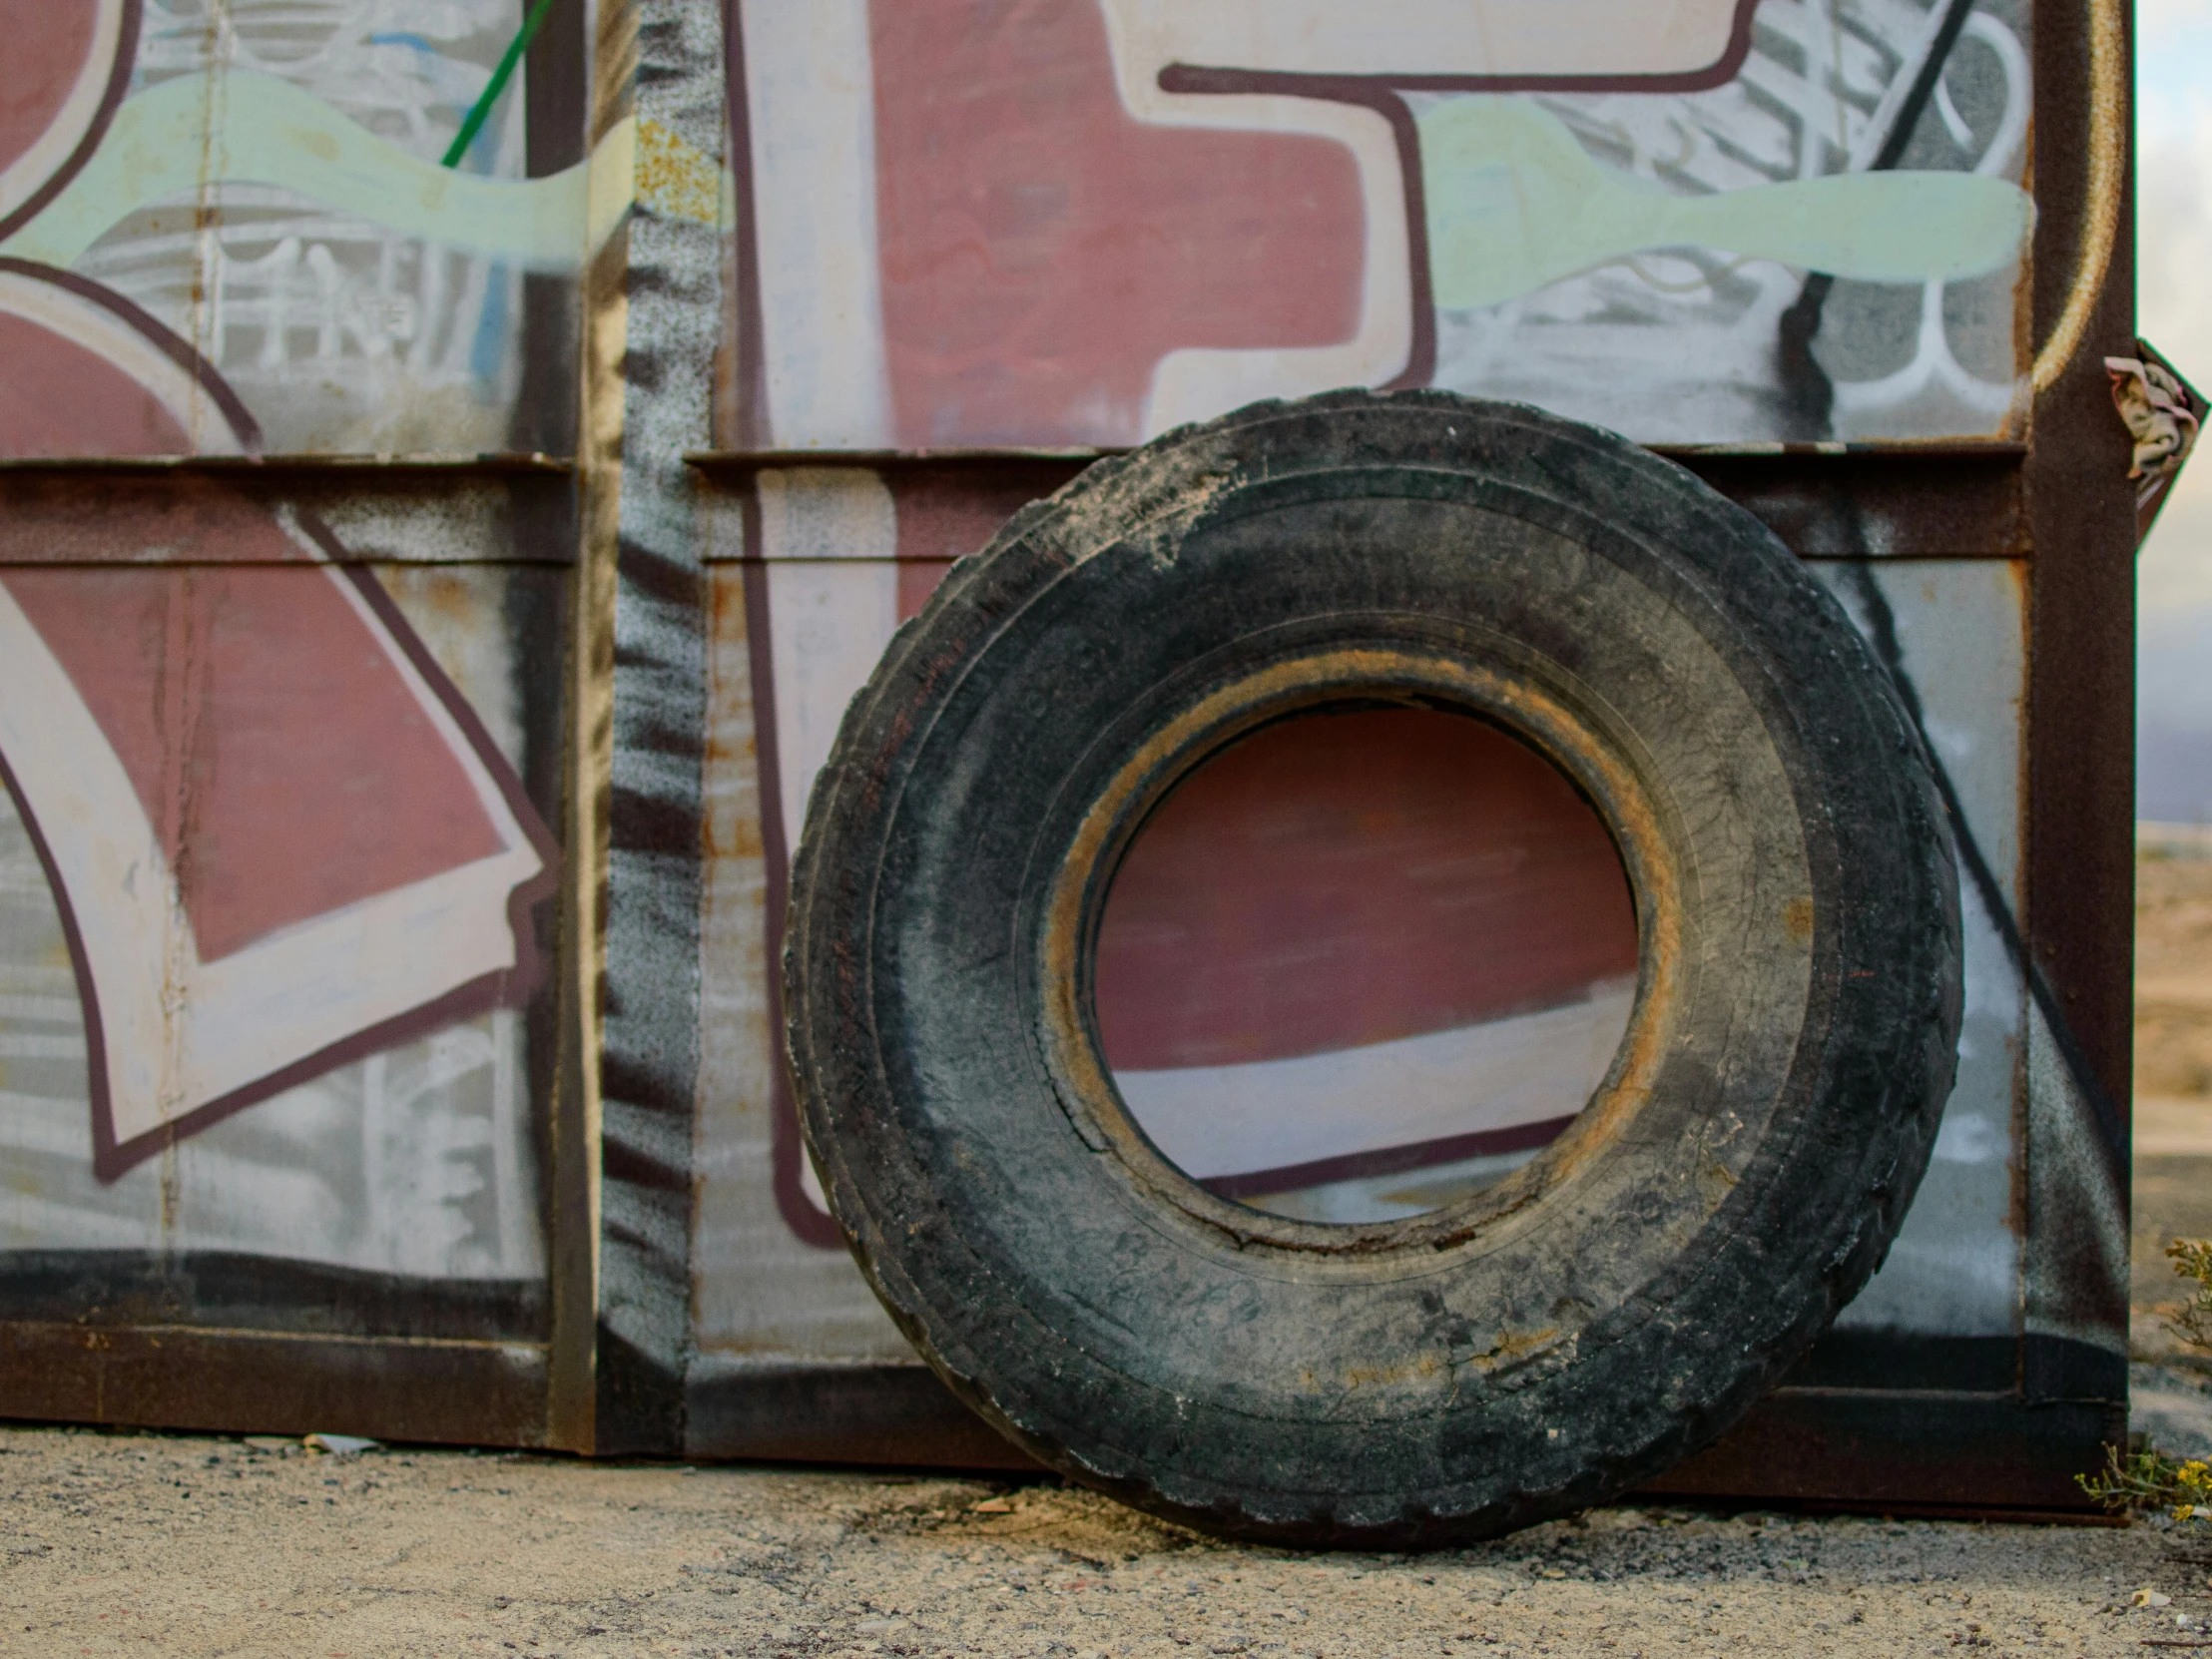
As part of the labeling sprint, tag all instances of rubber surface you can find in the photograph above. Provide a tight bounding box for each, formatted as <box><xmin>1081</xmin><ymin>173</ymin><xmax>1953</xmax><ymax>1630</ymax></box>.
<box><xmin>786</xmin><ymin>390</ymin><xmax>1963</xmax><ymax>1547</ymax></box>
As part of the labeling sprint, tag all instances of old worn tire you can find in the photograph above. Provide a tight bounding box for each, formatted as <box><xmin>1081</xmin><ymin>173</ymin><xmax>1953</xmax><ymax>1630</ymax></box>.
<box><xmin>785</xmin><ymin>389</ymin><xmax>1962</xmax><ymax>1547</ymax></box>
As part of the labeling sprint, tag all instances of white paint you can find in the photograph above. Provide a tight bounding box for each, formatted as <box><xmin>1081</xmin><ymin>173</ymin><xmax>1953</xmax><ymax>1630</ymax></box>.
<box><xmin>1097</xmin><ymin>0</ymin><xmax>1745</xmax><ymax>82</ymax></box>
<box><xmin>756</xmin><ymin>468</ymin><xmax>901</xmax><ymax>857</ymax></box>
<box><xmin>1115</xmin><ymin>982</ymin><xmax>1635</xmax><ymax>1183</ymax></box>
<box><xmin>736</xmin><ymin>0</ymin><xmax>894</xmax><ymax>446</ymax></box>
<box><xmin>0</xmin><ymin>568</ymin><xmax>546</xmax><ymax>1149</ymax></box>
<box><xmin>1932</xmin><ymin>1108</ymin><xmax>2007</xmax><ymax>1165</ymax></box>
<box><xmin>1095</xmin><ymin>3</ymin><xmax>1415</xmax><ymax>433</ymax></box>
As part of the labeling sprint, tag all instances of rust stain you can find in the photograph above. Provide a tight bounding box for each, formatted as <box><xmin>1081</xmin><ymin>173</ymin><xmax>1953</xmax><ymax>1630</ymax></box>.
<box><xmin>158</xmin><ymin>1141</ymin><xmax>179</xmax><ymax>1240</ymax></box>
<box><xmin>288</xmin><ymin>125</ymin><xmax>339</xmax><ymax>163</ymax></box>
<box><xmin>634</xmin><ymin>118</ymin><xmax>722</xmax><ymax>227</ymax></box>
<box><xmin>2007</xmin><ymin>132</ymin><xmax>2036</xmax><ymax>442</ymax></box>
<box><xmin>1463</xmin><ymin>1326</ymin><xmax>1562</xmax><ymax>1375</ymax></box>
<box><xmin>701</xmin><ymin>568</ymin><xmax>765</xmax><ymax>861</ymax></box>
<box><xmin>151</xmin><ymin>567</ymin><xmax>214</xmax><ymax>1126</ymax></box>
<box><xmin>1344</xmin><ymin>1354</ymin><xmax>1444</xmax><ymax>1389</ymax></box>
<box><xmin>1698</xmin><ymin>1155</ymin><xmax>1741</xmax><ymax>1215</ymax></box>
<box><xmin>186</xmin><ymin>27</ymin><xmax>227</xmax><ymax>452</ymax></box>
<box><xmin>415</xmin><ymin>569</ymin><xmax>477</xmax><ymax>628</ymax></box>
<box><xmin>2029</xmin><ymin>0</ymin><xmax>2126</xmax><ymax>393</ymax></box>
<box><xmin>1784</xmin><ymin>895</ymin><xmax>1815</xmax><ymax>945</ymax></box>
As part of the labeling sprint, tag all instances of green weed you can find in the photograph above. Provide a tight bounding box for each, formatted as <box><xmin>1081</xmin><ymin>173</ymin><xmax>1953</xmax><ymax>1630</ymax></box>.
<box><xmin>2077</xmin><ymin>1238</ymin><xmax>2212</xmax><ymax>1525</ymax></box>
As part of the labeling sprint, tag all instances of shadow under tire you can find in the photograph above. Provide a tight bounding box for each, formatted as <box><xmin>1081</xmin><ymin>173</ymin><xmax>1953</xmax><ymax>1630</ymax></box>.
<box><xmin>785</xmin><ymin>389</ymin><xmax>1963</xmax><ymax>1546</ymax></box>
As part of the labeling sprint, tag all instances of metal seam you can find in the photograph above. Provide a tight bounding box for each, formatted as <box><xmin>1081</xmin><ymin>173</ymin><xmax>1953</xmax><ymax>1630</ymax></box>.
<box><xmin>2029</xmin><ymin>0</ymin><xmax>2127</xmax><ymax>393</ymax></box>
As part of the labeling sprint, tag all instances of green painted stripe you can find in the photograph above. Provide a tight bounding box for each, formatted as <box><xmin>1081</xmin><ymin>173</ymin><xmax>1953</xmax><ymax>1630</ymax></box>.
<box><xmin>441</xmin><ymin>0</ymin><xmax>556</xmax><ymax>170</ymax></box>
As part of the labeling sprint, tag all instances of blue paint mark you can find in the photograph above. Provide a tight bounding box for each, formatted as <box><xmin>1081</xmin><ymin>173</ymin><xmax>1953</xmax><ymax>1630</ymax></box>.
<box><xmin>470</xmin><ymin>262</ymin><xmax>512</xmax><ymax>390</ymax></box>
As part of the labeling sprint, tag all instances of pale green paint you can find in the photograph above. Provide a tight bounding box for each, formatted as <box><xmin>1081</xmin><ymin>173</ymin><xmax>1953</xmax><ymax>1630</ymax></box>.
<box><xmin>1419</xmin><ymin>98</ymin><xmax>2035</xmax><ymax>310</ymax></box>
<box><xmin>5</xmin><ymin>73</ymin><xmax>2028</xmax><ymax>318</ymax></box>
<box><xmin>0</xmin><ymin>72</ymin><xmax>649</xmax><ymax>271</ymax></box>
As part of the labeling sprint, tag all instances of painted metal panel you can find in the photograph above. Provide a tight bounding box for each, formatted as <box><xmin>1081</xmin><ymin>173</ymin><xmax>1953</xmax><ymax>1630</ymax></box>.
<box><xmin>1817</xmin><ymin>560</ymin><xmax>2026</xmax><ymax>1340</ymax></box>
<box><xmin>724</xmin><ymin>0</ymin><xmax>2035</xmax><ymax>451</ymax></box>
<box><xmin>0</xmin><ymin>0</ymin><xmax>2138</xmax><ymax>1507</ymax></box>
<box><xmin>0</xmin><ymin>548</ymin><xmax>567</xmax><ymax>1401</ymax></box>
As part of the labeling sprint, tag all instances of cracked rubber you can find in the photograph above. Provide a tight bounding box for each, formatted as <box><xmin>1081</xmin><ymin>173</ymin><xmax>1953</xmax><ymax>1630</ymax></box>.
<box><xmin>785</xmin><ymin>390</ymin><xmax>1963</xmax><ymax>1548</ymax></box>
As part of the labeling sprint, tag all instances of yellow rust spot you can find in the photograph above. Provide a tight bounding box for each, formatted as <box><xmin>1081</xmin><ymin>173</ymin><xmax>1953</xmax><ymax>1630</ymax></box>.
<box><xmin>287</xmin><ymin>126</ymin><xmax>339</xmax><ymax>163</ymax></box>
<box><xmin>1344</xmin><ymin>1354</ymin><xmax>1445</xmax><ymax>1389</ymax></box>
<box><xmin>635</xmin><ymin>117</ymin><xmax>723</xmax><ymax>227</ymax></box>
<box><xmin>1784</xmin><ymin>896</ymin><xmax>1815</xmax><ymax>945</ymax></box>
<box><xmin>1466</xmin><ymin>1327</ymin><xmax>1562</xmax><ymax>1375</ymax></box>
<box><xmin>1698</xmin><ymin>1157</ymin><xmax>1741</xmax><ymax>1214</ymax></box>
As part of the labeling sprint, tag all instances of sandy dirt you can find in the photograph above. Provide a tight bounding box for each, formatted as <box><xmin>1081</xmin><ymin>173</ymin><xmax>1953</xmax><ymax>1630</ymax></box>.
<box><xmin>2134</xmin><ymin>852</ymin><xmax>2212</xmax><ymax>1379</ymax></box>
<box><xmin>0</xmin><ymin>857</ymin><xmax>2210</xmax><ymax>1656</ymax></box>
<box><xmin>0</xmin><ymin>1424</ymin><xmax>2207</xmax><ymax>1659</ymax></box>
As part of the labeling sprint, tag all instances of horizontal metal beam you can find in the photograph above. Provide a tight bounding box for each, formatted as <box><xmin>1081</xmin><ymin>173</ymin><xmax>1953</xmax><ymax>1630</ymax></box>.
<box><xmin>0</xmin><ymin>1322</ymin><xmax>550</xmax><ymax>1447</ymax></box>
<box><xmin>0</xmin><ymin>453</ymin><xmax>575</xmax><ymax>475</ymax></box>
<box><xmin>687</xmin><ymin>445</ymin><xmax>2029</xmax><ymax>561</ymax></box>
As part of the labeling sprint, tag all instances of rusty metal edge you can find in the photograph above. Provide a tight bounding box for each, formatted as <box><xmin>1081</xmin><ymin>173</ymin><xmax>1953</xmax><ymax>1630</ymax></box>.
<box><xmin>682</xmin><ymin>442</ymin><xmax>2027</xmax><ymax>467</ymax></box>
<box><xmin>685</xmin><ymin>448</ymin><xmax>2029</xmax><ymax>563</ymax></box>
<box><xmin>678</xmin><ymin>1358</ymin><xmax>2116</xmax><ymax>1513</ymax></box>
<box><xmin>545</xmin><ymin>0</ymin><xmax>639</xmax><ymax>1458</ymax></box>
<box><xmin>1642</xmin><ymin>1387</ymin><xmax>2119</xmax><ymax>1514</ymax></box>
<box><xmin>2019</xmin><ymin>0</ymin><xmax>2139</xmax><ymax>1389</ymax></box>
<box><xmin>686</xmin><ymin>1358</ymin><xmax>1040</xmax><ymax>1471</ymax></box>
<box><xmin>0</xmin><ymin>453</ymin><xmax>575</xmax><ymax>473</ymax></box>
<box><xmin>0</xmin><ymin>1322</ymin><xmax>549</xmax><ymax>1447</ymax></box>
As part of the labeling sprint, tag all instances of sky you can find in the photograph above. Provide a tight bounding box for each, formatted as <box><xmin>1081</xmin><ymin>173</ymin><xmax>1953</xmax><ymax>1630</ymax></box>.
<box><xmin>2135</xmin><ymin>0</ymin><xmax>2212</xmax><ymax>817</ymax></box>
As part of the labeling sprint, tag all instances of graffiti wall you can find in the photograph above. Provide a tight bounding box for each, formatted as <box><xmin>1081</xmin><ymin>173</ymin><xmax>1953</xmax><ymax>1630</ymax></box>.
<box><xmin>0</xmin><ymin>0</ymin><xmax>595</xmax><ymax>1326</ymax></box>
<box><xmin>725</xmin><ymin>0</ymin><xmax>2034</xmax><ymax>450</ymax></box>
<box><xmin>0</xmin><ymin>0</ymin><xmax>2124</xmax><ymax>1473</ymax></box>
<box><xmin>696</xmin><ymin>0</ymin><xmax>2060</xmax><ymax>1385</ymax></box>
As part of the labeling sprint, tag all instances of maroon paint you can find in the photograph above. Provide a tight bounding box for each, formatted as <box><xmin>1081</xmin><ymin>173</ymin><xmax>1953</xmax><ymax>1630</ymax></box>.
<box><xmin>721</xmin><ymin>0</ymin><xmax>773</xmax><ymax>448</ymax></box>
<box><xmin>7</xmin><ymin>563</ymin><xmax>510</xmax><ymax>961</ymax></box>
<box><xmin>1154</xmin><ymin>70</ymin><xmax>1435</xmax><ymax>392</ymax></box>
<box><xmin>869</xmin><ymin>0</ymin><xmax>1367</xmax><ymax>447</ymax></box>
<box><xmin>1095</xmin><ymin>707</ymin><xmax>1638</xmax><ymax>1072</ymax></box>
<box><xmin>0</xmin><ymin>4</ymin><xmax>98</xmax><ymax>165</ymax></box>
<box><xmin>0</xmin><ymin>308</ymin><xmax>191</xmax><ymax>456</ymax></box>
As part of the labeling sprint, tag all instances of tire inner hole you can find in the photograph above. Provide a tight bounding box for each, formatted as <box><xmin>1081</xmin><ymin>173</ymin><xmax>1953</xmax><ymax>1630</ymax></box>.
<box><xmin>1094</xmin><ymin>704</ymin><xmax>1639</xmax><ymax>1224</ymax></box>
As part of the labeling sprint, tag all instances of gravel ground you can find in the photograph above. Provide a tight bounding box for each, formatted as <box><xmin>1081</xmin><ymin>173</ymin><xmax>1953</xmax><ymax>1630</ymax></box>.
<box><xmin>0</xmin><ymin>1422</ymin><xmax>2208</xmax><ymax>1659</ymax></box>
